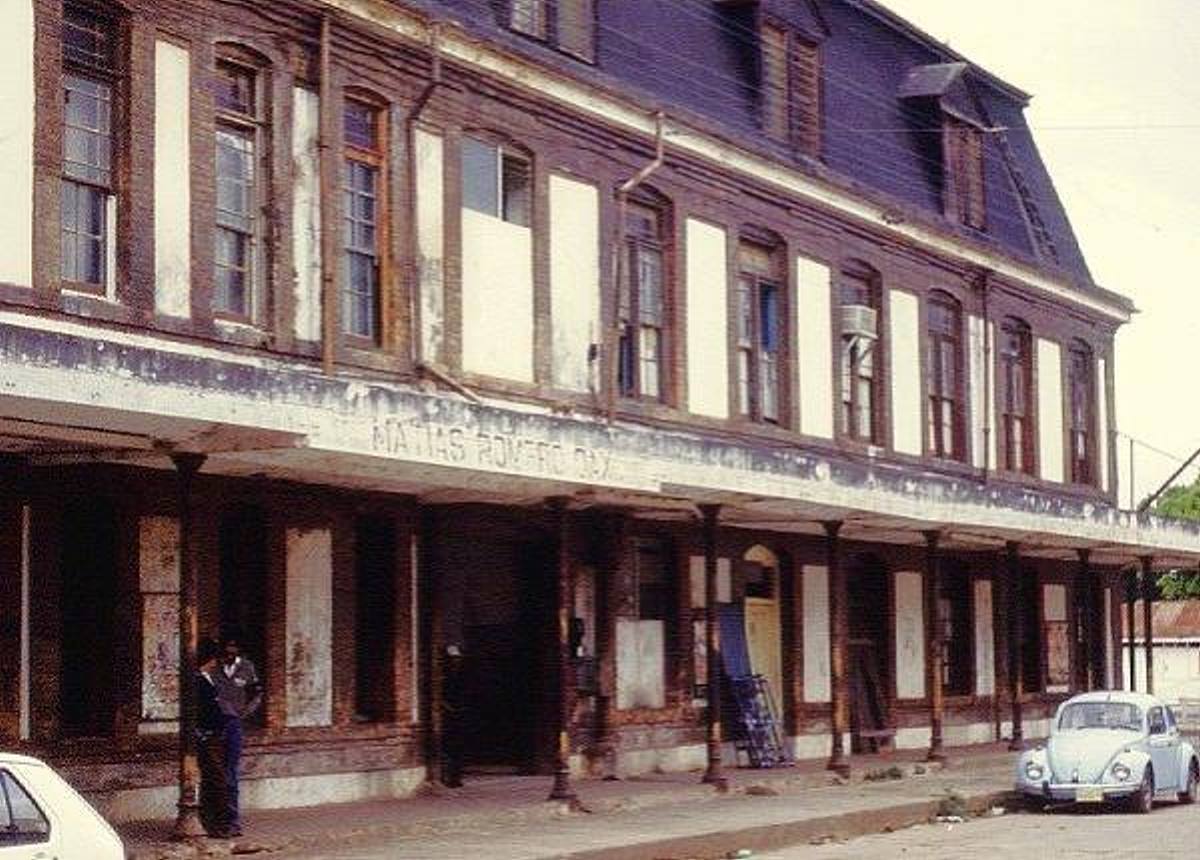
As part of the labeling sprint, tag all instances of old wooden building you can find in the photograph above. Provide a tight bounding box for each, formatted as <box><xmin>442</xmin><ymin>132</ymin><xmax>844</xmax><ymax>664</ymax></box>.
<box><xmin>0</xmin><ymin>0</ymin><xmax>1197</xmax><ymax>825</ymax></box>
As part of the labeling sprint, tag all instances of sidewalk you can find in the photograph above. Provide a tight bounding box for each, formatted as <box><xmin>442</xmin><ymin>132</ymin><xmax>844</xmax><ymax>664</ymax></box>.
<box><xmin>121</xmin><ymin>745</ymin><xmax>1020</xmax><ymax>860</ymax></box>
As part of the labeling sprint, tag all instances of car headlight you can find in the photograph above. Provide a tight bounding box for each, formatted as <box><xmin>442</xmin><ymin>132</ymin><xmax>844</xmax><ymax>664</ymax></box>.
<box><xmin>1111</xmin><ymin>762</ymin><xmax>1131</xmax><ymax>782</ymax></box>
<box><xmin>1024</xmin><ymin>761</ymin><xmax>1044</xmax><ymax>781</ymax></box>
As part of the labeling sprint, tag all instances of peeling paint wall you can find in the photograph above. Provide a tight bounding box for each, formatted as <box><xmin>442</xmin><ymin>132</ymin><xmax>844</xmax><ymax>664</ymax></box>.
<box><xmin>285</xmin><ymin>526</ymin><xmax>333</xmax><ymax>727</ymax></box>
<box><xmin>889</xmin><ymin>290</ymin><xmax>922</xmax><ymax>456</ymax></box>
<box><xmin>461</xmin><ymin>208</ymin><xmax>533</xmax><ymax>381</ymax></box>
<box><xmin>687</xmin><ymin>555</ymin><xmax>731</xmax><ymax>606</ymax></box>
<box><xmin>1037</xmin><ymin>337</ymin><xmax>1064</xmax><ymax>482</ymax></box>
<box><xmin>415</xmin><ymin>128</ymin><xmax>445</xmax><ymax>364</ymax></box>
<box><xmin>802</xmin><ymin>564</ymin><xmax>830</xmax><ymax>703</ymax></box>
<box><xmin>796</xmin><ymin>256</ymin><xmax>833</xmax><ymax>439</ymax></box>
<box><xmin>615</xmin><ymin>619</ymin><xmax>664</xmax><ymax>709</ymax></box>
<box><xmin>1043</xmin><ymin>581</ymin><xmax>1068</xmax><ymax>692</ymax></box>
<box><xmin>894</xmin><ymin>570</ymin><xmax>925</xmax><ymax>699</ymax></box>
<box><xmin>139</xmin><ymin>516</ymin><xmax>180</xmax><ymax>728</ymax></box>
<box><xmin>685</xmin><ymin>218</ymin><xmax>728</xmax><ymax>419</ymax></box>
<box><xmin>291</xmin><ymin>87</ymin><xmax>322</xmax><ymax>343</ymax></box>
<box><xmin>973</xmin><ymin>578</ymin><xmax>994</xmax><ymax>697</ymax></box>
<box><xmin>0</xmin><ymin>0</ymin><xmax>33</xmax><ymax>288</ymax></box>
<box><xmin>1097</xmin><ymin>356</ymin><xmax>1109</xmax><ymax>493</ymax></box>
<box><xmin>153</xmin><ymin>41</ymin><xmax>192</xmax><ymax>318</ymax></box>
<box><xmin>548</xmin><ymin>174</ymin><xmax>600</xmax><ymax>392</ymax></box>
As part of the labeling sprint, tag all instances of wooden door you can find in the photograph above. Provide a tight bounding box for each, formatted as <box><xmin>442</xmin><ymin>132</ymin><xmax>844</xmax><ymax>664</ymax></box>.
<box><xmin>745</xmin><ymin>597</ymin><xmax>782</xmax><ymax>711</ymax></box>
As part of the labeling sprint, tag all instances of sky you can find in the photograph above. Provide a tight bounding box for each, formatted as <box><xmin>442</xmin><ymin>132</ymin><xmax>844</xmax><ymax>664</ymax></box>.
<box><xmin>879</xmin><ymin>0</ymin><xmax>1200</xmax><ymax>509</ymax></box>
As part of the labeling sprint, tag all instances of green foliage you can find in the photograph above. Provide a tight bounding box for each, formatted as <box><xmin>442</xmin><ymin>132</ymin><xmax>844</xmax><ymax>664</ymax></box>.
<box><xmin>1153</xmin><ymin>482</ymin><xmax>1200</xmax><ymax>598</ymax></box>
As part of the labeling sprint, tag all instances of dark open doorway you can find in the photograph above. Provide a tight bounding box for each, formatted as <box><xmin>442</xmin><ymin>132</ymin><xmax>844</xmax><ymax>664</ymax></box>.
<box><xmin>218</xmin><ymin>504</ymin><xmax>268</xmax><ymax>726</ymax></box>
<box><xmin>846</xmin><ymin>553</ymin><xmax>892</xmax><ymax>752</ymax></box>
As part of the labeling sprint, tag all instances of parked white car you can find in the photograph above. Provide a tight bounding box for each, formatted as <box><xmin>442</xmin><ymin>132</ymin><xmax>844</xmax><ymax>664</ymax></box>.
<box><xmin>0</xmin><ymin>752</ymin><xmax>124</xmax><ymax>859</ymax></box>
<box><xmin>1016</xmin><ymin>691</ymin><xmax>1200</xmax><ymax>813</ymax></box>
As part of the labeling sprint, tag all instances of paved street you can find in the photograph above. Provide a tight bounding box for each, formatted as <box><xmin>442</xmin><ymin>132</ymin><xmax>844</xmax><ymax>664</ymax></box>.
<box><xmin>768</xmin><ymin>803</ymin><xmax>1200</xmax><ymax>859</ymax></box>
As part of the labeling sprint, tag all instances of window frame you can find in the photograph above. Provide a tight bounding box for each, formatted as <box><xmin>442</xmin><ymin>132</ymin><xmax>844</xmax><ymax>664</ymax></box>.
<box><xmin>340</xmin><ymin>93</ymin><xmax>389</xmax><ymax>345</ymax></box>
<box><xmin>838</xmin><ymin>260</ymin><xmax>882</xmax><ymax>444</ymax></box>
<box><xmin>735</xmin><ymin>237</ymin><xmax>785</xmax><ymax>424</ymax></box>
<box><xmin>506</xmin><ymin>0</ymin><xmax>596</xmax><ymax>64</ymax></box>
<box><xmin>1067</xmin><ymin>340</ymin><xmax>1096</xmax><ymax>486</ymax></box>
<box><xmin>59</xmin><ymin>0</ymin><xmax>122</xmax><ymax>296</ymax></box>
<box><xmin>998</xmin><ymin>316</ymin><xmax>1035</xmax><ymax>475</ymax></box>
<box><xmin>926</xmin><ymin>290</ymin><xmax>966</xmax><ymax>462</ymax></box>
<box><xmin>461</xmin><ymin>135</ymin><xmax>532</xmax><ymax>228</ymax></box>
<box><xmin>618</xmin><ymin>189</ymin><xmax>670</xmax><ymax>403</ymax></box>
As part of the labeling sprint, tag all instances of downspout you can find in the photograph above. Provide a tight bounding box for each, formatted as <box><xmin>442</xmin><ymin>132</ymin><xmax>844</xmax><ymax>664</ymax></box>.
<box><xmin>408</xmin><ymin>22</ymin><xmax>444</xmax><ymax>370</ymax></box>
<box><xmin>606</xmin><ymin>111</ymin><xmax>666</xmax><ymax>422</ymax></box>
<box><xmin>980</xmin><ymin>270</ymin><xmax>993</xmax><ymax>482</ymax></box>
<box><xmin>318</xmin><ymin>14</ymin><xmax>336</xmax><ymax>375</ymax></box>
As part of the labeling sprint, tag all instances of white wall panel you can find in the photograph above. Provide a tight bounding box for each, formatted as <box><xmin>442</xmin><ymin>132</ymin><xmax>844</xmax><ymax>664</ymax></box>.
<box><xmin>889</xmin><ymin>290</ymin><xmax>922</xmax><ymax>455</ymax></box>
<box><xmin>802</xmin><ymin>564</ymin><xmax>831</xmax><ymax>703</ymax></box>
<box><xmin>291</xmin><ymin>87</ymin><xmax>322</xmax><ymax>342</ymax></box>
<box><xmin>154</xmin><ymin>41</ymin><xmax>192</xmax><ymax>318</ymax></box>
<box><xmin>139</xmin><ymin>517</ymin><xmax>180</xmax><ymax>726</ymax></box>
<box><xmin>549</xmin><ymin>175</ymin><xmax>600</xmax><ymax>392</ymax></box>
<box><xmin>616</xmin><ymin>619</ymin><xmax>665</xmax><ymax>709</ymax></box>
<box><xmin>1044</xmin><ymin>582</ymin><xmax>1067</xmax><ymax>621</ymax></box>
<box><xmin>461</xmin><ymin>208</ymin><xmax>533</xmax><ymax>382</ymax></box>
<box><xmin>1097</xmin><ymin>356</ymin><xmax>1109</xmax><ymax>492</ymax></box>
<box><xmin>968</xmin><ymin>314</ymin><xmax>988</xmax><ymax>468</ymax></box>
<box><xmin>687</xmin><ymin>555</ymin><xmax>731</xmax><ymax>607</ymax></box>
<box><xmin>415</xmin><ymin>128</ymin><xmax>444</xmax><ymax>363</ymax></box>
<box><xmin>894</xmin><ymin>570</ymin><xmax>925</xmax><ymax>699</ymax></box>
<box><xmin>796</xmin><ymin>256</ymin><xmax>833</xmax><ymax>438</ymax></box>
<box><xmin>685</xmin><ymin>218</ymin><xmax>729</xmax><ymax>418</ymax></box>
<box><xmin>974</xmin><ymin>578</ymin><xmax>994</xmax><ymax>697</ymax></box>
<box><xmin>0</xmin><ymin>0</ymin><xmax>33</xmax><ymax>288</ymax></box>
<box><xmin>286</xmin><ymin>526</ymin><xmax>333</xmax><ymax>727</ymax></box>
<box><xmin>1037</xmin><ymin>337</ymin><xmax>1064</xmax><ymax>482</ymax></box>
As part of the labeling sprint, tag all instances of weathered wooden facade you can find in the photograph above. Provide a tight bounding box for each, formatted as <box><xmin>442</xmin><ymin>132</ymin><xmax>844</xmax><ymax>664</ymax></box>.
<box><xmin>0</xmin><ymin>0</ymin><xmax>1198</xmax><ymax>824</ymax></box>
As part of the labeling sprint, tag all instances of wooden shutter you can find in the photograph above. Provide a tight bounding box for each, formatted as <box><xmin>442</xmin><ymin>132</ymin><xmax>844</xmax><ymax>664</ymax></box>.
<box><xmin>791</xmin><ymin>39</ymin><xmax>821</xmax><ymax>157</ymax></box>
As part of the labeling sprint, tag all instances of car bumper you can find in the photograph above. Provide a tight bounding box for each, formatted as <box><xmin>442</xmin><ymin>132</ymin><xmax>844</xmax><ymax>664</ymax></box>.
<box><xmin>1016</xmin><ymin>780</ymin><xmax>1139</xmax><ymax>802</ymax></box>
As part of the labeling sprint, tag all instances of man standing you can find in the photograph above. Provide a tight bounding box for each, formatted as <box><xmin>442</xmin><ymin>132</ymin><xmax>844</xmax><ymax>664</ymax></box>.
<box><xmin>196</xmin><ymin>638</ymin><xmax>230</xmax><ymax>838</ymax></box>
<box><xmin>215</xmin><ymin>634</ymin><xmax>262</xmax><ymax>838</ymax></box>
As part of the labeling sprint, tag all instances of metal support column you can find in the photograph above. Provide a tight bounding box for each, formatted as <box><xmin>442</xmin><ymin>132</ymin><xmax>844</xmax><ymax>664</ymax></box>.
<box><xmin>1006</xmin><ymin>541</ymin><xmax>1024</xmax><ymax>751</ymax></box>
<box><xmin>171</xmin><ymin>453</ymin><xmax>206</xmax><ymax>840</ymax></box>
<box><xmin>1141</xmin><ymin>557</ymin><xmax>1155</xmax><ymax>696</ymax></box>
<box><xmin>825</xmin><ymin>521</ymin><xmax>849</xmax><ymax>776</ymax></box>
<box><xmin>548</xmin><ymin>500</ymin><xmax>577</xmax><ymax>802</ymax></box>
<box><xmin>924</xmin><ymin>531</ymin><xmax>945</xmax><ymax>762</ymax></box>
<box><xmin>1126</xmin><ymin>569</ymin><xmax>1138</xmax><ymax>691</ymax></box>
<box><xmin>700</xmin><ymin>504</ymin><xmax>727</xmax><ymax>790</ymax></box>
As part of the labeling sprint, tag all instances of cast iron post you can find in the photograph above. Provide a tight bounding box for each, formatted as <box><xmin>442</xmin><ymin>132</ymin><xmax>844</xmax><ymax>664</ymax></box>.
<box><xmin>1141</xmin><ymin>556</ymin><xmax>1155</xmax><ymax>695</ymax></box>
<box><xmin>700</xmin><ymin>504</ymin><xmax>727</xmax><ymax>790</ymax></box>
<box><xmin>1126</xmin><ymin>569</ymin><xmax>1138</xmax><ymax>691</ymax></box>
<box><xmin>825</xmin><ymin>521</ymin><xmax>849</xmax><ymax>776</ymax></box>
<box><xmin>548</xmin><ymin>499</ymin><xmax>577</xmax><ymax>802</ymax></box>
<box><xmin>1006</xmin><ymin>541</ymin><xmax>1024</xmax><ymax>751</ymax></box>
<box><xmin>924</xmin><ymin>531</ymin><xmax>945</xmax><ymax>762</ymax></box>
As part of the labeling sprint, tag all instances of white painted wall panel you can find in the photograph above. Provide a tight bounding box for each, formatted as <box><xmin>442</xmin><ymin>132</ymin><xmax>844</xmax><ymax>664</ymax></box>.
<box><xmin>549</xmin><ymin>175</ymin><xmax>600</xmax><ymax>392</ymax></box>
<box><xmin>968</xmin><ymin>314</ymin><xmax>987</xmax><ymax>469</ymax></box>
<box><xmin>687</xmin><ymin>556</ymin><xmax>731</xmax><ymax>607</ymax></box>
<box><xmin>796</xmin><ymin>256</ymin><xmax>833</xmax><ymax>438</ymax></box>
<box><xmin>1044</xmin><ymin>582</ymin><xmax>1067</xmax><ymax>621</ymax></box>
<box><xmin>415</xmin><ymin>128</ymin><xmax>445</xmax><ymax>363</ymax></box>
<box><xmin>894</xmin><ymin>570</ymin><xmax>925</xmax><ymax>699</ymax></box>
<box><xmin>616</xmin><ymin>619</ymin><xmax>665</xmax><ymax>709</ymax></box>
<box><xmin>685</xmin><ymin>219</ymin><xmax>729</xmax><ymax>418</ymax></box>
<box><xmin>1097</xmin><ymin>356</ymin><xmax>1109</xmax><ymax>492</ymax></box>
<box><xmin>802</xmin><ymin>564</ymin><xmax>831</xmax><ymax>703</ymax></box>
<box><xmin>154</xmin><ymin>41</ymin><xmax>192</xmax><ymax>318</ymax></box>
<box><xmin>461</xmin><ymin>208</ymin><xmax>533</xmax><ymax>381</ymax></box>
<box><xmin>291</xmin><ymin>87</ymin><xmax>322</xmax><ymax>342</ymax></box>
<box><xmin>1037</xmin><ymin>337</ymin><xmax>1064</xmax><ymax>482</ymax></box>
<box><xmin>286</xmin><ymin>526</ymin><xmax>333</xmax><ymax>727</ymax></box>
<box><xmin>139</xmin><ymin>517</ymin><xmax>180</xmax><ymax>724</ymax></box>
<box><xmin>0</xmin><ymin>1</ymin><xmax>33</xmax><ymax>288</ymax></box>
<box><xmin>974</xmin><ymin>578</ymin><xmax>994</xmax><ymax>697</ymax></box>
<box><xmin>889</xmin><ymin>290</ymin><xmax>922</xmax><ymax>455</ymax></box>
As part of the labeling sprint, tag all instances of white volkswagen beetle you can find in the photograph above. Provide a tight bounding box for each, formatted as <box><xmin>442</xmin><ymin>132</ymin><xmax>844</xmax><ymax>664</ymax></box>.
<box><xmin>0</xmin><ymin>752</ymin><xmax>124</xmax><ymax>859</ymax></box>
<box><xmin>1016</xmin><ymin>691</ymin><xmax>1199</xmax><ymax>813</ymax></box>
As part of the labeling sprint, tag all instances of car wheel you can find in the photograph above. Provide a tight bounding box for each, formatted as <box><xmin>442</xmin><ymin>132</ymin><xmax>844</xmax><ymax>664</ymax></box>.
<box><xmin>1179</xmin><ymin>761</ymin><xmax>1199</xmax><ymax>805</ymax></box>
<box><xmin>1130</xmin><ymin>768</ymin><xmax>1154</xmax><ymax>814</ymax></box>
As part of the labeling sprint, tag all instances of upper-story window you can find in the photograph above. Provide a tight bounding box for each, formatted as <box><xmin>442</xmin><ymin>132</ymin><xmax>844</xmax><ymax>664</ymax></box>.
<box><xmin>944</xmin><ymin>118</ymin><xmax>985</xmax><ymax>230</ymax></box>
<box><xmin>839</xmin><ymin>260</ymin><xmax>881</xmax><ymax>443</ymax></box>
<box><xmin>926</xmin><ymin>290</ymin><xmax>964</xmax><ymax>461</ymax></box>
<box><xmin>736</xmin><ymin>239</ymin><xmax>783</xmax><ymax>423</ymax></box>
<box><xmin>212</xmin><ymin>55</ymin><xmax>265</xmax><ymax>319</ymax></box>
<box><xmin>999</xmin><ymin>317</ymin><xmax>1034</xmax><ymax>474</ymax></box>
<box><xmin>618</xmin><ymin>192</ymin><xmax>668</xmax><ymax>401</ymax></box>
<box><xmin>342</xmin><ymin>97</ymin><xmax>386</xmax><ymax>341</ymax></box>
<box><xmin>760</xmin><ymin>21</ymin><xmax>820</xmax><ymax>157</ymax></box>
<box><xmin>508</xmin><ymin>0</ymin><xmax>595</xmax><ymax>62</ymax></box>
<box><xmin>61</xmin><ymin>2</ymin><xmax>119</xmax><ymax>292</ymax></box>
<box><xmin>462</xmin><ymin>136</ymin><xmax>531</xmax><ymax>227</ymax></box>
<box><xmin>1068</xmin><ymin>340</ymin><xmax>1096</xmax><ymax>485</ymax></box>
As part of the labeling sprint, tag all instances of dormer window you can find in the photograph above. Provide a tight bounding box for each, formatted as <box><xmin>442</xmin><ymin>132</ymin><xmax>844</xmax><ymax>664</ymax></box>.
<box><xmin>507</xmin><ymin>0</ymin><xmax>595</xmax><ymax>63</ymax></box>
<box><xmin>759</xmin><ymin>21</ymin><xmax>820</xmax><ymax>157</ymax></box>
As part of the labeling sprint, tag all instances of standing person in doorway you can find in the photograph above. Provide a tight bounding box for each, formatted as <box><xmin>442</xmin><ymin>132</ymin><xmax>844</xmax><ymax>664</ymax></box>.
<box><xmin>196</xmin><ymin>638</ymin><xmax>230</xmax><ymax>838</ymax></box>
<box><xmin>215</xmin><ymin>633</ymin><xmax>263</xmax><ymax>838</ymax></box>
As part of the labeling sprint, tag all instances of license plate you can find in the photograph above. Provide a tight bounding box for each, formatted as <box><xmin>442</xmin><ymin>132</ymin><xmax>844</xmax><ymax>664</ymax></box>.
<box><xmin>1075</xmin><ymin>787</ymin><xmax>1105</xmax><ymax>803</ymax></box>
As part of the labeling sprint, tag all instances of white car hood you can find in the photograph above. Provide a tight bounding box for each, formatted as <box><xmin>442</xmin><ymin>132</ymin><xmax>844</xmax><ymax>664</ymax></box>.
<box><xmin>1047</xmin><ymin>730</ymin><xmax>1142</xmax><ymax>783</ymax></box>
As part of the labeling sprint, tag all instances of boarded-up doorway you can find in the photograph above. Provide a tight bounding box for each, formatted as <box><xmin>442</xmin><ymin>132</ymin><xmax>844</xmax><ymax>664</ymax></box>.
<box><xmin>742</xmin><ymin>546</ymin><xmax>783</xmax><ymax>713</ymax></box>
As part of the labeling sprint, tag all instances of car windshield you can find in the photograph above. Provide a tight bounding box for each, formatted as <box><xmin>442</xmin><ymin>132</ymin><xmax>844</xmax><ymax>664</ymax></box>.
<box><xmin>1057</xmin><ymin>701</ymin><xmax>1142</xmax><ymax>732</ymax></box>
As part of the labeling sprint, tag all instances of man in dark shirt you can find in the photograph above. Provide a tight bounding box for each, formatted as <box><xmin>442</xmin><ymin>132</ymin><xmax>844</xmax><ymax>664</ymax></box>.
<box><xmin>196</xmin><ymin>638</ymin><xmax>230</xmax><ymax>838</ymax></box>
<box><xmin>215</xmin><ymin>634</ymin><xmax>262</xmax><ymax>838</ymax></box>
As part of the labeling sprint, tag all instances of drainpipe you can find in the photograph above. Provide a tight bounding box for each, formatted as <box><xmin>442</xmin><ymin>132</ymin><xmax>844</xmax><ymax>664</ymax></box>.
<box><xmin>980</xmin><ymin>270</ymin><xmax>993</xmax><ymax>482</ymax></box>
<box><xmin>606</xmin><ymin>112</ymin><xmax>666</xmax><ymax>421</ymax></box>
<box><xmin>318</xmin><ymin>13</ymin><xmax>337</xmax><ymax>375</ymax></box>
<box><xmin>408</xmin><ymin>23</ymin><xmax>444</xmax><ymax>369</ymax></box>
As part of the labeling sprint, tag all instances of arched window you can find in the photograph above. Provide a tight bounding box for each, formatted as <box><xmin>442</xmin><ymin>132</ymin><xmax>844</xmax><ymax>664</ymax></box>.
<box><xmin>736</xmin><ymin>235</ymin><xmax>785</xmax><ymax>423</ymax></box>
<box><xmin>342</xmin><ymin>90</ymin><xmax>389</xmax><ymax>340</ymax></box>
<box><xmin>999</xmin><ymin>317</ymin><xmax>1034</xmax><ymax>474</ymax></box>
<box><xmin>926</xmin><ymin>290</ymin><xmax>964</xmax><ymax>461</ymax></box>
<box><xmin>839</xmin><ymin>260</ymin><xmax>881</xmax><ymax>443</ymax></box>
<box><xmin>619</xmin><ymin>187</ymin><xmax>669</xmax><ymax>401</ymax></box>
<box><xmin>1068</xmin><ymin>340</ymin><xmax>1095</xmax><ymax>484</ymax></box>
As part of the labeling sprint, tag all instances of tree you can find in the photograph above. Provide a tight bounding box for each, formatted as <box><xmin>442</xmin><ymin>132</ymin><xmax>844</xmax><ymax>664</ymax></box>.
<box><xmin>1152</xmin><ymin>481</ymin><xmax>1200</xmax><ymax>599</ymax></box>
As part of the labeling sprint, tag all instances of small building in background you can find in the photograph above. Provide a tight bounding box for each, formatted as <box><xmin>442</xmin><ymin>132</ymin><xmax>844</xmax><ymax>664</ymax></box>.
<box><xmin>1124</xmin><ymin>600</ymin><xmax>1200</xmax><ymax>703</ymax></box>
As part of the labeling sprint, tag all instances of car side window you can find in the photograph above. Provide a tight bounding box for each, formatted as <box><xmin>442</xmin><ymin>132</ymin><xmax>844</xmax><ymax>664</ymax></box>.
<box><xmin>0</xmin><ymin>769</ymin><xmax>51</xmax><ymax>846</ymax></box>
<box><xmin>1165</xmin><ymin>706</ymin><xmax>1178</xmax><ymax>732</ymax></box>
<box><xmin>1148</xmin><ymin>706</ymin><xmax>1167</xmax><ymax>735</ymax></box>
